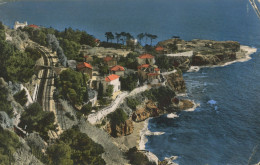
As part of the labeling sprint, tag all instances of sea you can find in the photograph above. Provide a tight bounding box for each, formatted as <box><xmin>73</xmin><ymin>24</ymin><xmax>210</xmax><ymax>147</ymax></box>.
<box><xmin>1</xmin><ymin>0</ymin><xmax>260</xmax><ymax>164</ymax></box>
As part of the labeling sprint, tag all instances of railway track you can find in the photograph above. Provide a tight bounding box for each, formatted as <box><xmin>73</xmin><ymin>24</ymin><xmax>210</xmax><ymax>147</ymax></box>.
<box><xmin>35</xmin><ymin>44</ymin><xmax>68</xmax><ymax>136</ymax></box>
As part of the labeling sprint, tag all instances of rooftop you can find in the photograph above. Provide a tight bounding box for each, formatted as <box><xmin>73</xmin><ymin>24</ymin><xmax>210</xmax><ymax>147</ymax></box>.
<box><xmin>105</xmin><ymin>74</ymin><xmax>120</xmax><ymax>82</ymax></box>
<box><xmin>138</xmin><ymin>64</ymin><xmax>150</xmax><ymax>69</ymax></box>
<box><xmin>138</xmin><ymin>53</ymin><xmax>154</xmax><ymax>59</ymax></box>
<box><xmin>28</xmin><ymin>24</ymin><xmax>39</xmax><ymax>28</ymax></box>
<box><xmin>103</xmin><ymin>56</ymin><xmax>114</xmax><ymax>62</ymax></box>
<box><xmin>110</xmin><ymin>65</ymin><xmax>125</xmax><ymax>71</ymax></box>
<box><xmin>155</xmin><ymin>46</ymin><xmax>164</xmax><ymax>51</ymax></box>
<box><xmin>77</xmin><ymin>62</ymin><xmax>93</xmax><ymax>70</ymax></box>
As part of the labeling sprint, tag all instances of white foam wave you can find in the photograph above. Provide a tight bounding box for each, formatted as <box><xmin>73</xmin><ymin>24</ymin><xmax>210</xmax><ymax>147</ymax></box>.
<box><xmin>187</xmin><ymin>45</ymin><xmax>257</xmax><ymax>72</ymax></box>
<box><xmin>163</xmin><ymin>156</ymin><xmax>179</xmax><ymax>165</ymax></box>
<box><xmin>139</xmin><ymin>118</ymin><xmax>165</xmax><ymax>150</ymax></box>
<box><xmin>176</xmin><ymin>93</ymin><xmax>187</xmax><ymax>97</ymax></box>
<box><xmin>207</xmin><ymin>99</ymin><xmax>217</xmax><ymax>105</ymax></box>
<box><xmin>167</xmin><ymin>113</ymin><xmax>179</xmax><ymax>118</ymax></box>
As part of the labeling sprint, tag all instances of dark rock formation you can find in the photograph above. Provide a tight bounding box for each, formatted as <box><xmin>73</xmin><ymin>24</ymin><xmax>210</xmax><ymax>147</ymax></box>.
<box><xmin>132</xmin><ymin>101</ymin><xmax>160</xmax><ymax>122</ymax></box>
<box><xmin>171</xmin><ymin>97</ymin><xmax>194</xmax><ymax>111</ymax></box>
<box><xmin>165</xmin><ymin>71</ymin><xmax>186</xmax><ymax>93</ymax></box>
<box><xmin>106</xmin><ymin>119</ymin><xmax>134</xmax><ymax>137</ymax></box>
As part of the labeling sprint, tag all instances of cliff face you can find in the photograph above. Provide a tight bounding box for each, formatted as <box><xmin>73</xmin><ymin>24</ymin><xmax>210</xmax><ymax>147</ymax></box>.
<box><xmin>106</xmin><ymin>119</ymin><xmax>134</xmax><ymax>137</ymax></box>
<box><xmin>171</xmin><ymin>97</ymin><xmax>194</xmax><ymax>111</ymax></box>
<box><xmin>165</xmin><ymin>72</ymin><xmax>186</xmax><ymax>93</ymax></box>
<box><xmin>132</xmin><ymin>101</ymin><xmax>160</xmax><ymax>122</ymax></box>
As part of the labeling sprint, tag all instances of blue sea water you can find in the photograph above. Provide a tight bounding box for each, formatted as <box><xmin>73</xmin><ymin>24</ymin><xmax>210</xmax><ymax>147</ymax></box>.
<box><xmin>1</xmin><ymin>0</ymin><xmax>260</xmax><ymax>164</ymax></box>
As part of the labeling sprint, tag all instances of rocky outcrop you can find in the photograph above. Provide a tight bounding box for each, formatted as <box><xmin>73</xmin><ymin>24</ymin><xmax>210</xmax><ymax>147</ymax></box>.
<box><xmin>171</xmin><ymin>97</ymin><xmax>194</xmax><ymax>111</ymax></box>
<box><xmin>106</xmin><ymin>119</ymin><xmax>134</xmax><ymax>137</ymax></box>
<box><xmin>132</xmin><ymin>101</ymin><xmax>160</xmax><ymax>122</ymax></box>
<box><xmin>169</xmin><ymin>56</ymin><xmax>191</xmax><ymax>71</ymax></box>
<box><xmin>157</xmin><ymin>38</ymin><xmax>241</xmax><ymax>67</ymax></box>
<box><xmin>192</xmin><ymin>52</ymin><xmax>236</xmax><ymax>66</ymax></box>
<box><xmin>165</xmin><ymin>71</ymin><xmax>186</xmax><ymax>93</ymax></box>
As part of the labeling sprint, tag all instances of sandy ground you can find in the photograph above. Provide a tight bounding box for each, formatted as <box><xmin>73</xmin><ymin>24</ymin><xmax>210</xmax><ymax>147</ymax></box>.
<box><xmin>112</xmin><ymin>121</ymin><xmax>146</xmax><ymax>152</ymax></box>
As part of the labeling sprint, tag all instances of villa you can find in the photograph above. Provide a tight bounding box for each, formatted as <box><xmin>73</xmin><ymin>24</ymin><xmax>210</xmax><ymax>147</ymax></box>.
<box><xmin>137</xmin><ymin>53</ymin><xmax>155</xmax><ymax>65</ymax></box>
<box><xmin>138</xmin><ymin>64</ymin><xmax>161</xmax><ymax>83</ymax></box>
<box><xmin>103</xmin><ymin>56</ymin><xmax>117</xmax><ymax>67</ymax></box>
<box><xmin>110</xmin><ymin>65</ymin><xmax>125</xmax><ymax>77</ymax></box>
<box><xmin>76</xmin><ymin>62</ymin><xmax>93</xmax><ymax>79</ymax></box>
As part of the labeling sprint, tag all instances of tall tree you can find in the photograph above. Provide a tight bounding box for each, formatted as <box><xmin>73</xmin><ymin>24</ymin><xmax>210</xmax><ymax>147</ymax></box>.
<box><xmin>150</xmin><ymin>34</ymin><xmax>158</xmax><ymax>45</ymax></box>
<box><xmin>105</xmin><ymin>32</ymin><xmax>114</xmax><ymax>43</ymax></box>
<box><xmin>115</xmin><ymin>33</ymin><xmax>121</xmax><ymax>44</ymax></box>
<box><xmin>137</xmin><ymin>33</ymin><xmax>145</xmax><ymax>45</ymax></box>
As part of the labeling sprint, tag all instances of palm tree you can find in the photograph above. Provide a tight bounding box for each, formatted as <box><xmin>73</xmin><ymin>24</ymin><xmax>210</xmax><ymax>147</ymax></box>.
<box><xmin>137</xmin><ymin>33</ymin><xmax>145</xmax><ymax>45</ymax></box>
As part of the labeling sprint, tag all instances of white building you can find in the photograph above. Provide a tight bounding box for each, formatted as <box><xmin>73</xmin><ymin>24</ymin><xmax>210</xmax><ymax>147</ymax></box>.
<box><xmin>104</xmin><ymin>74</ymin><xmax>121</xmax><ymax>93</ymax></box>
<box><xmin>14</xmin><ymin>21</ymin><xmax>28</xmax><ymax>30</ymax></box>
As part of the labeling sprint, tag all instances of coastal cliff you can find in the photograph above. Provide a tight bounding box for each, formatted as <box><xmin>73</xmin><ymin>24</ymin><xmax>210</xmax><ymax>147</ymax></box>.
<box><xmin>165</xmin><ymin>71</ymin><xmax>186</xmax><ymax>93</ymax></box>
<box><xmin>157</xmin><ymin>39</ymin><xmax>242</xmax><ymax>67</ymax></box>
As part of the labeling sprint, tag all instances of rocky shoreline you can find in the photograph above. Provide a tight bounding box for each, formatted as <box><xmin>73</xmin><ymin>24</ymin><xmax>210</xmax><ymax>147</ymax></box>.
<box><xmin>113</xmin><ymin>42</ymin><xmax>257</xmax><ymax>165</ymax></box>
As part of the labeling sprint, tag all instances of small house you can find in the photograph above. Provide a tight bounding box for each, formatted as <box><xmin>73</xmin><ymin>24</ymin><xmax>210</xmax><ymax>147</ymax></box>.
<box><xmin>137</xmin><ymin>53</ymin><xmax>155</xmax><ymax>65</ymax></box>
<box><xmin>76</xmin><ymin>62</ymin><xmax>93</xmax><ymax>79</ymax></box>
<box><xmin>104</xmin><ymin>74</ymin><xmax>121</xmax><ymax>93</ymax></box>
<box><xmin>110</xmin><ymin>65</ymin><xmax>125</xmax><ymax>77</ymax></box>
<box><xmin>103</xmin><ymin>56</ymin><xmax>117</xmax><ymax>67</ymax></box>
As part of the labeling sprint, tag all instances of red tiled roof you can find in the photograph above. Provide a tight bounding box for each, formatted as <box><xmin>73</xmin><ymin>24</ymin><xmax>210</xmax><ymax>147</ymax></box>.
<box><xmin>138</xmin><ymin>64</ymin><xmax>150</xmax><ymax>69</ymax></box>
<box><xmin>105</xmin><ymin>74</ymin><xmax>120</xmax><ymax>82</ymax></box>
<box><xmin>110</xmin><ymin>65</ymin><xmax>125</xmax><ymax>71</ymax></box>
<box><xmin>155</xmin><ymin>46</ymin><xmax>164</xmax><ymax>51</ymax></box>
<box><xmin>28</xmin><ymin>24</ymin><xmax>39</xmax><ymax>28</ymax></box>
<box><xmin>103</xmin><ymin>56</ymin><xmax>113</xmax><ymax>62</ymax></box>
<box><xmin>95</xmin><ymin>39</ymin><xmax>100</xmax><ymax>42</ymax></box>
<box><xmin>155</xmin><ymin>68</ymin><xmax>160</xmax><ymax>71</ymax></box>
<box><xmin>77</xmin><ymin>62</ymin><xmax>92</xmax><ymax>70</ymax></box>
<box><xmin>138</xmin><ymin>54</ymin><xmax>154</xmax><ymax>59</ymax></box>
<box><xmin>84</xmin><ymin>55</ymin><xmax>89</xmax><ymax>58</ymax></box>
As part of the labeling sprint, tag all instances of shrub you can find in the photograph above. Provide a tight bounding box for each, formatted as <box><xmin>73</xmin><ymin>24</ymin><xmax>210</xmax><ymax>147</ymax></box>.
<box><xmin>13</xmin><ymin>89</ymin><xmax>28</xmax><ymax>106</ymax></box>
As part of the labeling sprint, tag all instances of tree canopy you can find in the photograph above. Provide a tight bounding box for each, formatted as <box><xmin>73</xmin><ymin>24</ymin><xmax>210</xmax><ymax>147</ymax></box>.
<box><xmin>47</xmin><ymin>126</ymin><xmax>105</xmax><ymax>165</ymax></box>
<box><xmin>18</xmin><ymin>102</ymin><xmax>57</xmax><ymax>140</ymax></box>
<box><xmin>58</xmin><ymin>69</ymin><xmax>89</xmax><ymax>106</ymax></box>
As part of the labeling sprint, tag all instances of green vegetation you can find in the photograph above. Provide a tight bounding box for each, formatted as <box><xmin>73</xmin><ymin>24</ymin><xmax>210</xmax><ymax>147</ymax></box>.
<box><xmin>155</xmin><ymin>55</ymin><xmax>172</xmax><ymax>70</ymax></box>
<box><xmin>46</xmin><ymin>126</ymin><xmax>105</xmax><ymax>165</ymax></box>
<box><xmin>58</xmin><ymin>69</ymin><xmax>89</xmax><ymax>106</ymax></box>
<box><xmin>13</xmin><ymin>89</ymin><xmax>28</xmax><ymax>106</ymax></box>
<box><xmin>80</xmin><ymin>103</ymin><xmax>92</xmax><ymax>116</ymax></box>
<box><xmin>127</xmin><ymin>97</ymin><xmax>141</xmax><ymax>110</ymax></box>
<box><xmin>120</xmin><ymin>73</ymin><xmax>139</xmax><ymax>91</ymax></box>
<box><xmin>118</xmin><ymin>52</ymin><xmax>139</xmax><ymax>69</ymax></box>
<box><xmin>65</xmin><ymin>112</ymin><xmax>75</xmax><ymax>121</ymax></box>
<box><xmin>59</xmin><ymin>39</ymin><xmax>81</xmax><ymax>60</ymax></box>
<box><xmin>46</xmin><ymin>141</ymin><xmax>73</xmax><ymax>165</ymax></box>
<box><xmin>126</xmin><ymin>147</ymin><xmax>155</xmax><ymax>165</ymax></box>
<box><xmin>22</xmin><ymin>26</ymin><xmax>96</xmax><ymax>61</ymax></box>
<box><xmin>108</xmin><ymin>108</ymin><xmax>128</xmax><ymax>126</ymax></box>
<box><xmin>18</xmin><ymin>102</ymin><xmax>57</xmax><ymax>140</ymax></box>
<box><xmin>0</xmin><ymin>24</ymin><xmax>41</xmax><ymax>83</ymax></box>
<box><xmin>105</xmin><ymin>85</ymin><xmax>114</xmax><ymax>98</ymax></box>
<box><xmin>0</xmin><ymin>126</ymin><xmax>21</xmax><ymax>165</ymax></box>
<box><xmin>142</xmin><ymin>86</ymin><xmax>175</xmax><ymax>108</ymax></box>
<box><xmin>0</xmin><ymin>82</ymin><xmax>14</xmax><ymax>118</ymax></box>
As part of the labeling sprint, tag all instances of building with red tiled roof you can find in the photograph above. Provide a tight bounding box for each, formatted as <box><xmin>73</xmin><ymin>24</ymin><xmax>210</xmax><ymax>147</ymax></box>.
<box><xmin>137</xmin><ymin>64</ymin><xmax>150</xmax><ymax>70</ymax></box>
<box><xmin>137</xmin><ymin>54</ymin><xmax>155</xmax><ymax>65</ymax></box>
<box><xmin>155</xmin><ymin>46</ymin><xmax>164</xmax><ymax>51</ymax></box>
<box><xmin>104</xmin><ymin>74</ymin><xmax>121</xmax><ymax>93</ymax></box>
<box><xmin>84</xmin><ymin>55</ymin><xmax>93</xmax><ymax>63</ymax></box>
<box><xmin>103</xmin><ymin>56</ymin><xmax>117</xmax><ymax>67</ymax></box>
<box><xmin>138</xmin><ymin>65</ymin><xmax>161</xmax><ymax>83</ymax></box>
<box><xmin>105</xmin><ymin>74</ymin><xmax>120</xmax><ymax>82</ymax></box>
<box><xmin>28</xmin><ymin>24</ymin><xmax>39</xmax><ymax>28</ymax></box>
<box><xmin>110</xmin><ymin>65</ymin><xmax>125</xmax><ymax>76</ymax></box>
<box><xmin>76</xmin><ymin>62</ymin><xmax>93</xmax><ymax>79</ymax></box>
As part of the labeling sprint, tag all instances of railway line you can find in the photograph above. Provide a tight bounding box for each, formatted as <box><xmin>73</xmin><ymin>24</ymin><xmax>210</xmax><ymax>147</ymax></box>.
<box><xmin>34</xmin><ymin>45</ymin><xmax>64</xmax><ymax>138</ymax></box>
